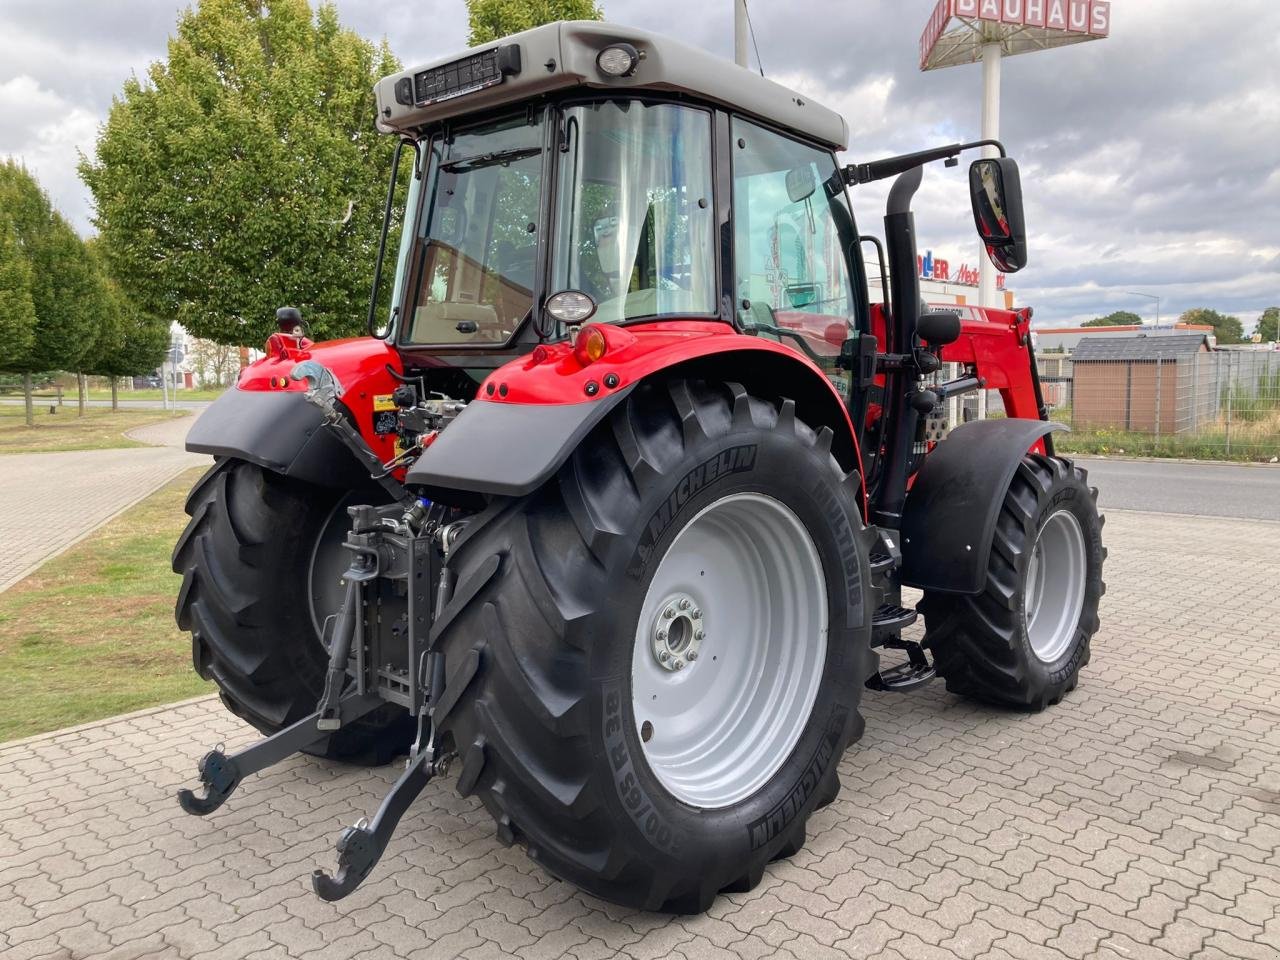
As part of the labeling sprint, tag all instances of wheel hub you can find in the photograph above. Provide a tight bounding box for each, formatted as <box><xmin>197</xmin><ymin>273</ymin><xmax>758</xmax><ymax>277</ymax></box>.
<box><xmin>650</xmin><ymin>594</ymin><xmax>705</xmax><ymax>671</ymax></box>
<box><xmin>1024</xmin><ymin>508</ymin><xmax>1087</xmax><ymax>663</ymax></box>
<box><xmin>631</xmin><ymin>492</ymin><xmax>828</xmax><ymax>810</ymax></box>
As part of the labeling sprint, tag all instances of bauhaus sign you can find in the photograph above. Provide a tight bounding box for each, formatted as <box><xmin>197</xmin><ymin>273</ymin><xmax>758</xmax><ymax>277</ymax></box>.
<box><xmin>923</xmin><ymin>0</ymin><xmax>1110</xmax><ymax>68</ymax></box>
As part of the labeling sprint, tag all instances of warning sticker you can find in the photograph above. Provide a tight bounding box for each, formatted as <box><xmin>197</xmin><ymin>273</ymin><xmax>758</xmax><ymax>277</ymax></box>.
<box><xmin>372</xmin><ymin>394</ymin><xmax>396</xmax><ymax>412</ymax></box>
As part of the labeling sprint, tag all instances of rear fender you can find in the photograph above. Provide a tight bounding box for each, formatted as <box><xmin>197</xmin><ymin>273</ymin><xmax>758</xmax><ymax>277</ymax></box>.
<box><xmin>899</xmin><ymin>417</ymin><xmax>1066</xmax><ymax>594</ymax></box>
<box><xmin>406</xmin><ymin>321</ymin><xmax>863</xmax><ymax>504</ymax></box>
<box><xmin>186</xmin><ymin>337</ymin><xmax>403</xmax><ymax>488</ymax></box>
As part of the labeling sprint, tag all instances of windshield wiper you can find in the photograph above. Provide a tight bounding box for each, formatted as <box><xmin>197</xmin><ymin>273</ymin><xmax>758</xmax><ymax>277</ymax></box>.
<box><xmin>441</xmin><ymin>146</ymin><xmax>540</xmax><ymax>174</ymax></box>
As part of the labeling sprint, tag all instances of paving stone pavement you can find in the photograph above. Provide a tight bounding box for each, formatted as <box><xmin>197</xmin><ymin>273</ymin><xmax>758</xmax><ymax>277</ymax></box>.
<box><xmin>2</xmin><ymin>508</ymin><xmax>1279</xmax><ymax>960</ymax></box>
<box><xmin>0</xmin><ymin>410</ymin><xmax>210</xmax><ymax>592</ymax></box>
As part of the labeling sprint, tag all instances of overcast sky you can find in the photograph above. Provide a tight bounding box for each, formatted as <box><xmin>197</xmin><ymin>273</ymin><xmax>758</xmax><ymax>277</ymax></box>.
<box><xmin>1</xmin><ymin>0</ymin><xmax>1277</xmax><ymax>328</ymax></box>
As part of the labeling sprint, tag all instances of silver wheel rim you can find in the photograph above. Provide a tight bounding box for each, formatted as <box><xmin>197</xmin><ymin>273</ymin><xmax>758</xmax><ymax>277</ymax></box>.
<box><xmin>1024</xmin><ymin>508</ymin><xmax>1087</xmax><ymax>663</ymax></box>
<box><xmin>630</xmin><ymin>492</ymin><xmax>828</xmax><ymax>809</ymax></box>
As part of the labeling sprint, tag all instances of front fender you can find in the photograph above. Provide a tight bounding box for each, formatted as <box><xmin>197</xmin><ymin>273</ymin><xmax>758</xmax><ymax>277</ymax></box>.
<box><xmin>899</xmin><ymin>418</ymin><xmax>1066</xmax><ymax>594</ymax></box>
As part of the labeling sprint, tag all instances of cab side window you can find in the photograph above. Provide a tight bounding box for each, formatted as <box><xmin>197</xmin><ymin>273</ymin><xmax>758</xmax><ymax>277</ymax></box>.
<box><xmin>731</xmin><ymin>118</ymin><xmax>858</xmax><ymax>392</ymax></box>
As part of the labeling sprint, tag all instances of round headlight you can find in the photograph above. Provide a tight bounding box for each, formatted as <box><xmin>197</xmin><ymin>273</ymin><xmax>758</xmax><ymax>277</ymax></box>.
<box><xmin>545</xmin><ymin>290</ymin><xmax>597</xmax><ymax>324</ymax></box>
<box><xmin>597</xmin><ymin>43</ymin><xmax>641</xmax><ymax>78</ymax></box>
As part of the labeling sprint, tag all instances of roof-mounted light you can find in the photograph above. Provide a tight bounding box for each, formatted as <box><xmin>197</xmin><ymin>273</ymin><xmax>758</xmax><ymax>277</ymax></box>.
<box><xmin>597</xmin><ymin>43</ymin><xmax>642</xmax><ymax>78</ymax></box>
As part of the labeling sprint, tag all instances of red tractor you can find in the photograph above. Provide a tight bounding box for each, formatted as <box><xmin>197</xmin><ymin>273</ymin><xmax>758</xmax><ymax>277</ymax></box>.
<box><xmin>175</xmin><ymin>21</ymin><xmax>1105</xmax><ymax>912</ymax></box>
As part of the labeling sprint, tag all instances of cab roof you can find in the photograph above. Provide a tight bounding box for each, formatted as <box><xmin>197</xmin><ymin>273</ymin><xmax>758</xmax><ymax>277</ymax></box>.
<box><xmin>374</xmin><ymin>20</ymin><xmax>849</xmax><ymax>151</ymax></box>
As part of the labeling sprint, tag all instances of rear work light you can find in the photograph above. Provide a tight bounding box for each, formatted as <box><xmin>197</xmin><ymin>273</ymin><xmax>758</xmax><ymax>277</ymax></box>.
<box><xmin>574</xmin><ymin>324</ymin><xmax>608</xmax><ymax>367</ymax></box>
<box><xmin>546</xmin><ymin>290</ymin><xmax>596</xmax><ymax>324</ymax></box>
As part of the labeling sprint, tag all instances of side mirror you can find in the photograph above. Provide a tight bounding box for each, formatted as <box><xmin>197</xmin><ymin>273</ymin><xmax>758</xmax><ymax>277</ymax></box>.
<box><xmin>969</xmin><ymin>157</ymin><xmax>1027</xmax><ymax>273</ymax></box>
<box><xmin>785</xmin><ymin>164</ymin><xmax>817</xmax><ymax>204</ymax></box>
<box><xmin>917</xmin><ymin>309</ymin><xmax>962</xmax><ymax>346</ymax></box>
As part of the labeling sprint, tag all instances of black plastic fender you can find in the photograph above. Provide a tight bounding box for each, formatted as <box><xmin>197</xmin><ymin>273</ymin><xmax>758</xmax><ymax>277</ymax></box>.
<box><xmin>899</xmin><ymin>417</ymin><xmax>1066</xmax><ymax>595</ymax></box>
<box><xmin>185</xmin><ymin>388</ymin><xmax>372</xmax><ymax>489</ymax></box>
<box><xmin>405</xmin><ymin>385</ymin><xmax>637</xmax><ymax>500</ymax></box>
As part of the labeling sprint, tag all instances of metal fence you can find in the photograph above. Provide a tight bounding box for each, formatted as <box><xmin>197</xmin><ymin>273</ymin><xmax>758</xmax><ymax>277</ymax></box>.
<box><xmin>1029</xmin><ymin>350</ymin><xmax>1280</xmax><ymax>461</ymax></box>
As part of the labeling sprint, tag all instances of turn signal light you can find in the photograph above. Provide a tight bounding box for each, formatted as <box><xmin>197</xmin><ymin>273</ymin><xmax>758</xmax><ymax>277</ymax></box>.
<box><xmin>574</xmin><ymin>324</ymin><xmax>608</xmax><ymax>367</ymax></box>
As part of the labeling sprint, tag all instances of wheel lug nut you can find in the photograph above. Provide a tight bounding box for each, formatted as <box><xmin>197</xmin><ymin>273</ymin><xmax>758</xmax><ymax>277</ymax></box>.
<box><xmin>674</xmin><ymin>660</ymin><xmax>685</xmax><ymax>670</ymax></box>
<box><xmin>692</xmin><ymin>609</ymin><xmax>702</xmax><ymax>619</ymax></box>
<box><xmin>694</xmin><ymin>630</ymin><xmax>704</xmax><ymax>640</ymax></box>
<box><xmin>663</xmin><ymin>608</ymin><xmax>674</xmax><ymax>619</ymax></box>
<box><xmin>658</xmin><ymin>651</ymin><xmax>669</xmax><ymax>662</ymax></box>
<box><xmin>679</xmin><ymin>598</ymin><xmax>691</xmax><ymax>610</ymax></box>
<box><xmin>687</xmin><ymin>651</ymin><xmax>698</xmax><ymax>662</ymax></box>
<box><xmin>658</xmin><ymin>630</ymin><xmax>667</xmax><ymax>641</ymax></box>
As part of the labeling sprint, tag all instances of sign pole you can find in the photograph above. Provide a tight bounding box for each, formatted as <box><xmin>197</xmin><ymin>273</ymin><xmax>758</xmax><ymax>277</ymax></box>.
<box><xmin>734</xmin><ymin>0</ymin><xmax>749</xmax><ymax>68</ymax></box>
<box><xmin>979</xmin><ymin>39</ymin><xmax>1001</xmax><ymax>311</ymax></box>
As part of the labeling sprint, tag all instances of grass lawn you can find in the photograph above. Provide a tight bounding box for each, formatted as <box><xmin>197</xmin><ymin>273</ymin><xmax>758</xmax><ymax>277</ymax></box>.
<box><xmin>84</xmin><ymin>387</ymin><xmax>226</xmax><ymax>402</ymax></box>
<box><xmin>0</xmin><ymin>404</ymin><xmax>189</xmax><ymax>454</ymax></box>
<box><xmin>0</xmin><ymin>467</ymin><xmax>210</xmax><ymax>742</ymax></box>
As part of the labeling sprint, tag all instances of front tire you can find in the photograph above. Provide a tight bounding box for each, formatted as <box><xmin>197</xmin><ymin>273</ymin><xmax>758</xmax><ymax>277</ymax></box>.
<box><xmin>920</xmin><ymin>455</ymin><xmax>1105</xmax><ymax>709</ymax></box>
<box><xmin>432</xmin><ymin>379</ymin><xmax>875</xmax><ymax>911</ymax></box>
<box><xmin>172</xmin><ymin>458</ymin><xmax>414</xmax><ymax>764</ymax></box>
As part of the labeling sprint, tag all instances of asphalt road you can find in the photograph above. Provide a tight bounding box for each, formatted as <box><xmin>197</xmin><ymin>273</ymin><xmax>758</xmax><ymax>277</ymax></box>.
<box><xmin>1078</xmin><ymin>456</ymin><xmax>1280</xmax><ymax>521</ymax></box>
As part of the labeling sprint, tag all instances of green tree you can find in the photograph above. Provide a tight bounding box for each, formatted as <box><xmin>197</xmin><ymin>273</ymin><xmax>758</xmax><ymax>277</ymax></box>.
<box><xmin>93</xmin><ymin>281</ymin><xmax>170</xmax><ymax>409</ymax></box>
<box><xmin>0</xmin><ymin>215</ymin><xmax>37</xmax><ymax>395</ymax></box>
<box><xmin>1179</xmin><ymin>307</ymin><xmax>1245</xmax><ymax>345</ymax></box>
<box><xmin>1082</xmin><ymin>310</ymin><xmax>1142</xmax><ymax>327</ymax></box>
<box><xmin>467</xmin><ymin>0</ymin><xmax>603</xmax><ymax>46</ymax></box>
<box><xmin>0</xmin><ymin>161</ymin><xmax>101</xmax><ymax>425</ymax></box>
<box><xmin>1256</xmin><ymin>306</ymin><xmax>1280</xmax><ymax>342</ymax></box>
<box><xmin>80</xmin><ymin>0</ymin><xmax>400</xmax><ymax>346</ymax></box>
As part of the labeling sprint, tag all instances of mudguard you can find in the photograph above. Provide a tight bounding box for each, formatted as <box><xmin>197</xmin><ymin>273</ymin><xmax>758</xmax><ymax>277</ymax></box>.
<box><xmin>185</xmin><ymin>389</ymin><xmax>373</xmax><ymax>488</ymax></box>
<box><xmin>405</xmin><ymin>385</ymin><xmax>636</xmax><ymax>498</ymax></box>
<box><xmin>405</xmin><ymin>320</ymin><xmax>862</xmax><ymax>503</ymax></box>
<box><xmin>899</xmin><ymin>417</ymin><xmax>1066</xmax><ymax>595</ymax></box>
<box><xmin>186</xmin><ymin>336</ymin><xmax>403</xmax><ymax>489</ymax></box>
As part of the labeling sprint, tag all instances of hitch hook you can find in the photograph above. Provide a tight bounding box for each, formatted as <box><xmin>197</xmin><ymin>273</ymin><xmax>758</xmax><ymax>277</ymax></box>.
<box><xmin>176</xmin><ymin>745</ymin><xmax>240</xmax><ymax>816</ymax></box>
<box><xmin>311</xmin><ymin>746</ymin><xmax>446</xmax><ymax>901</ymax></box>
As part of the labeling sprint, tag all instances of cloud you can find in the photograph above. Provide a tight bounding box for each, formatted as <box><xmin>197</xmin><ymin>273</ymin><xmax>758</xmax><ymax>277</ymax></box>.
<box><xmin>0</xmin><ymin>76</ymin><xmax>101</xmax><ymax>227</ymax></box>
<box><xmin>1</xmin><ymin>0</ymin><xmax>1276</xmax><ymax>326</ymax></box>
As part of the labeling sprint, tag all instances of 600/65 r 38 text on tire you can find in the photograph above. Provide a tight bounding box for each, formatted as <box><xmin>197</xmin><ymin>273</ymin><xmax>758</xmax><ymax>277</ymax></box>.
<box><xmin>430</xmin><ymin>379</ymin><xmax>875</xmax><ymax>912</ymax></box>
<box><xmin>173</xmin><ymin>458</ymin><xmax>414</xmax><ymax>764</ymax></box>
<box><xmin>920</xmin><ymin>454</ymin><xmax>1106</xmax><ymax>710</ymax></box>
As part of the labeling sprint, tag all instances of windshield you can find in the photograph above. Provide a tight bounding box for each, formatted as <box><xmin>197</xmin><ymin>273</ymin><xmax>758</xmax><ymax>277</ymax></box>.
<box><xmin>401</xmin><ymin>114</ymin><xmax>543</xmax><ymax>345</ymax></box>
<box><xmin>552</xmin><ymin>101</ymin><xmax>716</xmax><ymax>325</ymax></box>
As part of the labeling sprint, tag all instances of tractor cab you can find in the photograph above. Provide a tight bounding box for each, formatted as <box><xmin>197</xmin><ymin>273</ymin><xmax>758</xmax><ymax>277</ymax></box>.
<box><xmin>369</xmin><ymin>22</ymin><xmax>861</xmax><ymax>381</ymax></box>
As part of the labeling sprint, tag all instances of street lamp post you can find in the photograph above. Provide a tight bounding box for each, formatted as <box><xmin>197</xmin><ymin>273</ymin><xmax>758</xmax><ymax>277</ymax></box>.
<box><xmin>1125</xmin><ymin>292</ymin><xmax>1161</xmax><ymax>327</ymax></box>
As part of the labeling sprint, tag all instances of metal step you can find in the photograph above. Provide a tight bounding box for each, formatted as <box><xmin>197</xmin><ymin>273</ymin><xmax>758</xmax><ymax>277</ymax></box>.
<box><xmin>866</xmin><ymin>658</ymin><xmax>936</xmax><ymax>692</ymax></box>
<box><xmin>872</xmin><ymin>602</ymin><xmax>918</xmax><ymax>636</ymax></box>
<box><xmin>869</xmin><ymin>551</ymin><xmax>894</xmax><ymax>576</ymax></box>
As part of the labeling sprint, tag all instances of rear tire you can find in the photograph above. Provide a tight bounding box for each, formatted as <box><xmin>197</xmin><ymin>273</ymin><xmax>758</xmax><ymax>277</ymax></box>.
<box><xmin>920</xmin><ymin>454</ymin><xmax>1105</xmax><ymax>710</ymax></box>
<box><xmin>173</xmin><ymin>458</ymin><xmax>413</xmax><ymax>764</ymax></box>
<box><xmin>432</xmin><ymin>379</ymin><xmax>875</xmax><ymax>911</ymax></box>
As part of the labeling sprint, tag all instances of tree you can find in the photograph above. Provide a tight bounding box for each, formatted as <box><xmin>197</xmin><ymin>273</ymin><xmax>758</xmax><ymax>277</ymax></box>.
<box><xmin>81</xmin><ymin>0</ymin><xmax>400</xmax><ymax>347</ymax></box>
<box><xmin>189</xmin><ymin>336</ymin><xmax>240</xmax><ymax>387</ymax></box>
<box><xmin>1256</xmin><ymin>306</ymin><xmax>1280</xmax><ymax>342</ymax></box>
<box><xmin>0</xmin><ymin>161</ymin><xmax>102</xmax><ymax>425</ymax></box>
<box><xmin>1083</xmin><ymin>310</ymin><xmax>1142</xmax><ymax>328</ymax></box>
<box><xmin>1179</xmin><ymin>307</ymin><xmax>1245</xmax><ymax>346</ymax></box>
<box><xmin>0</xmin><ymin>216</ymin><xmax>37</xmax><ymax>406</ymax></box>
<box><xmin>467</xmin><ymin>0</ymin><xmax>603</xmax><ymax>46</ymax></box>
<box><xmin>92</xmin><ymin>282</ymin><xmax>169</xmax><ymax>409</ymax></box>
